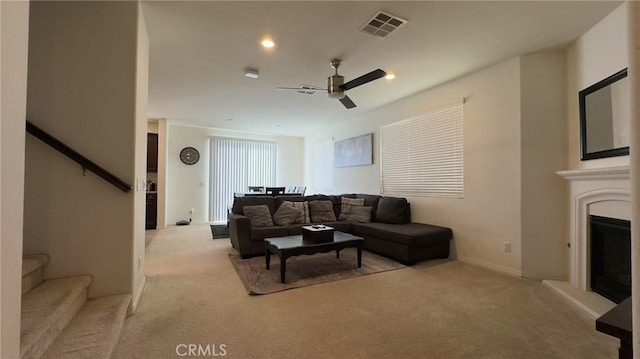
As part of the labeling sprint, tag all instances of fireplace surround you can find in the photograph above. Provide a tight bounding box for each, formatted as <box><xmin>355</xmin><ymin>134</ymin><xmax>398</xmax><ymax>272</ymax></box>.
<box><xmin>552</xmin><ymin>165</ymin><xmax>630</xmax><ymax>316</ymax></box>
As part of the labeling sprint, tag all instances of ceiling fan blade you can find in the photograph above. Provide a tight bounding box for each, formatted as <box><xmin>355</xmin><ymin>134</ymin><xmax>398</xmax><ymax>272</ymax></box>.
<box><xmin>277</xmin><ymin>86</ymin><xmax>326</xmax><ymax>95</ymax></box>
<box><xmin>341</xmin><ymin>69</ymin><xmax>386</xmax><ymax>90</ymax></box>
<box><xmin>339</xmin><ymin>95</ymin><xmax>357</xmax><ymax>109</ymax></box>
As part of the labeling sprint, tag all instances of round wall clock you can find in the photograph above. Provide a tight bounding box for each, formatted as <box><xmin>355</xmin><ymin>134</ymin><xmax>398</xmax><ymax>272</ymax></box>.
<box><xmin>179</xmin><ymin>147</ymin><xmax>200</xmax><ymax>165</ymax></box>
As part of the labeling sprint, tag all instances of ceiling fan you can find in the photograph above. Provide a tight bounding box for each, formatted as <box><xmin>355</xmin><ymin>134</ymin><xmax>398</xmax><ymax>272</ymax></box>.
<box><xmin>277</xmin><ymin>58</ymin><xmax>386</xmax><ymax>109</ymax></box>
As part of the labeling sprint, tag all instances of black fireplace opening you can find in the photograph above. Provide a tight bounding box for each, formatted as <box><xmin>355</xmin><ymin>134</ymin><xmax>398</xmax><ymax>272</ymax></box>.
<box><xmin>590</xmin><ymin>215</ymin><xmax>631</xmax><ymax>304</ymax></box>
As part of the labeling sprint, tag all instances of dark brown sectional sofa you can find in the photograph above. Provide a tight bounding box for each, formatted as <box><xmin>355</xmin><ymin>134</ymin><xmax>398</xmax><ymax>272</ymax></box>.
<box><xmin>228</xmin><ymin>193</ymin><xmax>452</xmax><ymax>265</ymax></box>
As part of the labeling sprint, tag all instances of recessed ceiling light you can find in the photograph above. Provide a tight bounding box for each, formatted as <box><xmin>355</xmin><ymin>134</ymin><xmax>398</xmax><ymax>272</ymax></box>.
<box><xmin>261</xmin><ymin>38</ymin><xmax>275</xmax><ymax>48</ymax></box>
<box><xmin>385</xmin><ymin>73</ymin><xmax>396</xmax><ymax>80</ymax></box>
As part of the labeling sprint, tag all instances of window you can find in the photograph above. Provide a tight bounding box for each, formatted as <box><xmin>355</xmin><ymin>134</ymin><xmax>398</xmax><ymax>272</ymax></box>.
<box><xmin>209</xmin><ymin>137</ymin><xmax>277</xmax><ymax>222</ymax></box>
<box><xmin>380</xmin><ymin>103</ymin><xmax>463</xmax><ymax>198</ymax></box>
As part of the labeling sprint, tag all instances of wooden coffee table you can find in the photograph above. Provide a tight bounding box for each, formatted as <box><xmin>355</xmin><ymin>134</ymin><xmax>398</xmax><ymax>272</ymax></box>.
<box><xmin>264</xmin><ymin>231</ymin><xmax>364</xmax><ymax>283</ymax></box>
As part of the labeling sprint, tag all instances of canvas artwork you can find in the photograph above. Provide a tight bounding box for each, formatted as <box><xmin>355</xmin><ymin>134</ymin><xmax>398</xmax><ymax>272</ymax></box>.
<box><xmin>335</xmin><ymin>133</ymin><xmax>373</xmax><ymax>168</ymax></box>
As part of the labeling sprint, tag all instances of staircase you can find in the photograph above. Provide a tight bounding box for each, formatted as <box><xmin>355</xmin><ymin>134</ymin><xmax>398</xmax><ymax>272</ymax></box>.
<box><xmin>20</xmin><ymin>254</ymin><xmax>131</xmax><ymax>359</ymax></box>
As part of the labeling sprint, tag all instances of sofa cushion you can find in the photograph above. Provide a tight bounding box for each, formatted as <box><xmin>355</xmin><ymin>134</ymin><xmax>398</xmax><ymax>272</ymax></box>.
<box><xmin>274</xmin><ymin>195</ymin><xmax>305</xmax><ymax>209</ymax></box>
<box><xmin>338</xmin><ymin>197</ymin><xmax>365</xmax><ymax>221</ymax></box>
<box><xmin>376</xmin><ymin>196</ymin><xmax>410</xmax><ymax>224</ymax></box>
<box><xmin>356</xmin><ymin>194</ymin><xmax>381</xmax><ymax>222</ymax></box>
<box><xmin>283</xmin><ymin>201</ymin><xmax>310</xmax><ymax>224</ymax></box>
<box><xmin>346</xmin><ymin>206</ymin><xmax>372</xmax><ymax>223</ymax></box>
<box><xmin>233</xmin><ymin>196</ymin><xmax>276</xmax><ymax>215</ymax></box>
<box><xmin>242</xmin><ymin>205</ymin><xmax>274</xmax><ymax>227</ymax></box>
<box><xmin>352</xmin><ymin>222</ymin><xmax>452</xmax><ymax>247</ymax></box>
<box><xmin>308</xmin><ymin>200</ymin><xmax>337</xmax><ymax>222</ymax></box>
<box><xmin>272</xmin><ymin>202</ymin><xmax>303</xmax><ymax>226</ymax></box>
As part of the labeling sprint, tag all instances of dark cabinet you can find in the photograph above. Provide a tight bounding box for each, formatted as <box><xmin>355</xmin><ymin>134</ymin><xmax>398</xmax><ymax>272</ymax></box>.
<box><xmin>147</xmin><ymin>133</ymin><xmax>158</xmax><ymax>172</ymax></box>
<box><xmin>146</xmin><ymin>193</ymin><xmax>157</xmax><ymax>229</ymax></box>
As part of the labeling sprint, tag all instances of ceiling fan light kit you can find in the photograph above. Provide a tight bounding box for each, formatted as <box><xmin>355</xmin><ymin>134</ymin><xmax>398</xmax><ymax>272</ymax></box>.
<box><xmin>327</xmin><ymin>58</ymin><xmax>345</xmax><ymax>99</ymax></box>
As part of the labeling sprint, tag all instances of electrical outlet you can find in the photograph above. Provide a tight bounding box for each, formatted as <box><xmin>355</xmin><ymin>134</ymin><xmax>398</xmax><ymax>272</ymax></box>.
<box><xmin>503</xmin><ymin>241</ymin><xmax>511</xmax><ymax>253</ymax></box>
<box><xmin>190</xmin><ymin>208</ymin><xmax>194</xmax><ymax>214</ymax></box>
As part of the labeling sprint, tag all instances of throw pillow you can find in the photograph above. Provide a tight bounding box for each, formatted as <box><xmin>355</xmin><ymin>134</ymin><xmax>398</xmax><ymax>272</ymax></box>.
<box><xmin>346</xmin><ymin>206</ymin><xmax>372</xmax><ymax>223</ymax></box>
<box><xmin>272</xmin><ymin>203</ymin><xmax>303</xmax><ymax>226</ymax></box>
<box><xmin>308</xmin><ymin>200</ymin><xmax>337</xmax><ymax>223</ymax></box>
<box><xmin>283</xmin><ymin>201</ymin><xmax>311</xmax><ymax>224</ymax></box>
<box><xmin>242</xmin><ymin>205</ymin><xmax>274</xmax><ymax>227</ymax></box>
<box><xmin>339</xmin><ymin>197</ymin><xmax>365</xmax><ymax>221</ymax></box>
<box><xmin>375</xmin><ymin>196</ymin><xmax>410</xmax><ymax>224</ymax></box>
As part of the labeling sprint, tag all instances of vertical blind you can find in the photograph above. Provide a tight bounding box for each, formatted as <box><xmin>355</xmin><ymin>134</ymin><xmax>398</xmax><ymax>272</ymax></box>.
<box><xmin>380</xmin><ymin>103</ymin><xmax>464</xmax><ymax>198</ymax></box>
<box><xmin>209</xmin><ymin>137</ymin><xmax>277</xmax><ymax>222</ymax></box>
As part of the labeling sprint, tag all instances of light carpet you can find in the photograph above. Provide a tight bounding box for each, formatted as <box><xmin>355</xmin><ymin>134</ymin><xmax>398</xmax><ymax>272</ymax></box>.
<box><xmin>229</xmin><ymin>248</ymin><xmax>407</xmax><ymax>295</ymax></box>
<box><xmin>113</xmin><ymin>224</ymin><xmax>618</xmax><ymax>359</ymax></box>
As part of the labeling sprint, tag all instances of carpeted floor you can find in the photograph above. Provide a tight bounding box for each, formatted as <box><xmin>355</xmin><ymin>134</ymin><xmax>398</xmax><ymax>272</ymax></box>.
<box><xmin>113</xmin><ymin>224</ymin><xmax>618</xmax><ymax>359</ymax></box>
<box><xmin>229</xmin><ymin>248</ymin><xmax>406</xmax><ymax>295</ymax></box>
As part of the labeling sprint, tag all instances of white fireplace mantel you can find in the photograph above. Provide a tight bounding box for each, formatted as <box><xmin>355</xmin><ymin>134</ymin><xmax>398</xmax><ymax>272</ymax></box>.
<box><xmin>557</xmin><ymin>165</ymin><xmax>630</xmax><ymax>181</ymax></box>
<box><xmin>547</xmin><ymin>165</ymin><xmax>630</xmax><ymax>317</ymax></box>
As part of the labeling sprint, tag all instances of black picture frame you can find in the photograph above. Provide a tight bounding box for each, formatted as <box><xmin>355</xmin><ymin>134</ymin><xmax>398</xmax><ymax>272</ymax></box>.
<box><xmin>579</xmin><ymin>68</ymin><xmax>629</xmax><ymax>161</ymax></box>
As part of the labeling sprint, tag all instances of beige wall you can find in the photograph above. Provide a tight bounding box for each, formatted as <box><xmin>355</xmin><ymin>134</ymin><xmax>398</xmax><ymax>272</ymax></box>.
<box><xmin>627</xmin><ymin>1</ymin><xmax>640</xmax><ymax>352</ymax></box>
<box><xmin>520</xmin><ymin>49</ymin><xmax>568</xmax><ymax>280</ymax></box>
<box><xmin>132</xmin><ymin>3</ymin><xmax>150</xmax><ymax>311</ymax></box>
<box><xmin>24</xmin><ymin>2</ymin><xmax>139</xmax><ymax>298</ymax></box>
<box><xmin>304</xmin><ymin>57</ymin><xmax>525</xmax><ymax>275</ymax></box>
<box><xmin>567</xmin><ymin>3</ymin><xmax>629</xmax><ymax>170</ymax></box>
<box><xmin>1</xmin><ymin>1</ymin><xmax>29</xmax><ymax>356</ymax></box>
<box><xmin>165</xmin><ymin>124</ymin><xmax>304</xmax><ymax>225</ymax></box>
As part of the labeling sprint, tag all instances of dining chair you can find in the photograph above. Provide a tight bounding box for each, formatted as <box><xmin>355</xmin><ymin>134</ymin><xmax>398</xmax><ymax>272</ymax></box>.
<box><xmin>265</xmin><ymin>187</ymin><xmax>285</xmax><ymax>195</ymax></box>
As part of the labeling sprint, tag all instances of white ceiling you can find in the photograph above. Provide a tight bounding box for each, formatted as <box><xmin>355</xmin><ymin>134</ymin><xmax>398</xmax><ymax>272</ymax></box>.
<box><xmin>141</xmin><ymin>1</ymin><xmax>621</xmax><ymax>137</ymax></box>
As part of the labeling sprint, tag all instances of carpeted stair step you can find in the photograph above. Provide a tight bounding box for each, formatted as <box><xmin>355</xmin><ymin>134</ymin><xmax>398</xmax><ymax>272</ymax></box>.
<box><xmin>41</xmin><ymin>294</ymin><xmax>131</xmax><ymax>359</ymax></box>
<box><xmin>21</xmin><ymin>275</ymin><xmax>92</xmax><ymax>359</ymax></box>
<box><xmin>22</xmin><ymin>254</ymin><xmax>50</xmax><ymax>295</ymax></box>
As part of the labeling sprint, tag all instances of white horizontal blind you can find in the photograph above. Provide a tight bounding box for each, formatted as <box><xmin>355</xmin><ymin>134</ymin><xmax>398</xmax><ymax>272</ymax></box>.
<box><xmin>210</xmin><ymin>137</ymin><xmax>277</xmax><ymax>222</ymax></box>
<box><xmin>380</xmin><ymin>103</ymin><xmax>463</xmax><ymax>198</ymax></box>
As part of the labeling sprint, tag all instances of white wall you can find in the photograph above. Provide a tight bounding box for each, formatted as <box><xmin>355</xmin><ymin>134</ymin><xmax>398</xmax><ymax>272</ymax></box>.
<box><xmin>567</xmin><ymin>3</ymin><xmax>629</xmax><ymax>170</ymax></box>
<box><xmin>132</xmin><ymin>3</ymin><xmax>149</xmax><ymax>311</ymax></box>
<box><xmin>24</xmin><ymin>2</ymin><xmax>139</xmax><ymax>298</ymax></box>
<box><xmin>165</xmin><ymin>123</ymin><xmax>303</xmax><ymax>225</ymax></box>
<box><xmin>304</xmin><ymin>57</ymin><xmax>525</xmax><ymax>275</ymax></box>
<box><xmin>157</xmin><ymin>119</ymin><xmax>168</xmax><ymax>228</ymax></box>
<box><xmin>1</xmin><ymin>1</ymin><xmax>29</xmax><ymax>356</ymax></box>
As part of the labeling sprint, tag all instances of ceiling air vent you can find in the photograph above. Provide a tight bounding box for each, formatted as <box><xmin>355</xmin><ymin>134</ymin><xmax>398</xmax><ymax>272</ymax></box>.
<box><xmin>360</xmin><ymin>10</ymin><xmax>407</xmax><ymax>38</ymax></box>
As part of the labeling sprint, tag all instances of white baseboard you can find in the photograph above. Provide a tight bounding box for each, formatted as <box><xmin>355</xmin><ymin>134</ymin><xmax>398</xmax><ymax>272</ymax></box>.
<box><xmin>131</xmin><ymin>276</ymin><xmax>146</xmax><ymax>314</ymax></box>
<box><xmin>457</xmin><ymin>255</ymin><xmax>522</xmax><ymax>277</ymax></box>
<box><xmin>541</xmin><ymin>279</ymin><xmax>615</xmax><ymax>318</ymax></box>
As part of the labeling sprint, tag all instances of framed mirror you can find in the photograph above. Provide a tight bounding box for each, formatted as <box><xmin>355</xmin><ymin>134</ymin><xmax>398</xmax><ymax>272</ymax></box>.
<box><xmin>579</xmin><ymin>68</ymin><xmax>629</xmax><ymax>160</ymax></box>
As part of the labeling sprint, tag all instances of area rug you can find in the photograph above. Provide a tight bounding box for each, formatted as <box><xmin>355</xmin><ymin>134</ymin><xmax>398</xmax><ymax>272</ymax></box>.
<box><xmin>229</xmin><ymin>248</ymin><xmax>407</xmax><ymax>295</ymax></box>
<box><xmin>210</xmin><ymin>224</ymin><xmax>229</xmax><ymax>239</ymax></box>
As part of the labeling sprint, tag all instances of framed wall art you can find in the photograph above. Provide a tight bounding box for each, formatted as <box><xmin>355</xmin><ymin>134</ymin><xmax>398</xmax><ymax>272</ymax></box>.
<box><xmin>335</xmin><ymin>133</ymin><xmax>373</xmax><ymax>168</ymax></box>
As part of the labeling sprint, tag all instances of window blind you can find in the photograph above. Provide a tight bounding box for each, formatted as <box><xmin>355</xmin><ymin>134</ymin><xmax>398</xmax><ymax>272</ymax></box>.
<box><xmin>209</xmin><ymin>137</ymin><xmax>277</xmax><ymax>222</ymax></box>
<box><xmin>380</xmin><ymin>103</ymin><xmax>463</xmax><ymax>198</ymax></box>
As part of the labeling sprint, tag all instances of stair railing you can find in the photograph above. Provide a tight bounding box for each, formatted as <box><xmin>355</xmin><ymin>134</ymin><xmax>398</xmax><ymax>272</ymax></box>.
<box><xmin>26</xmin><ymin>120</ymin><xmax>132</xmax><ymax>193</ymax></box>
